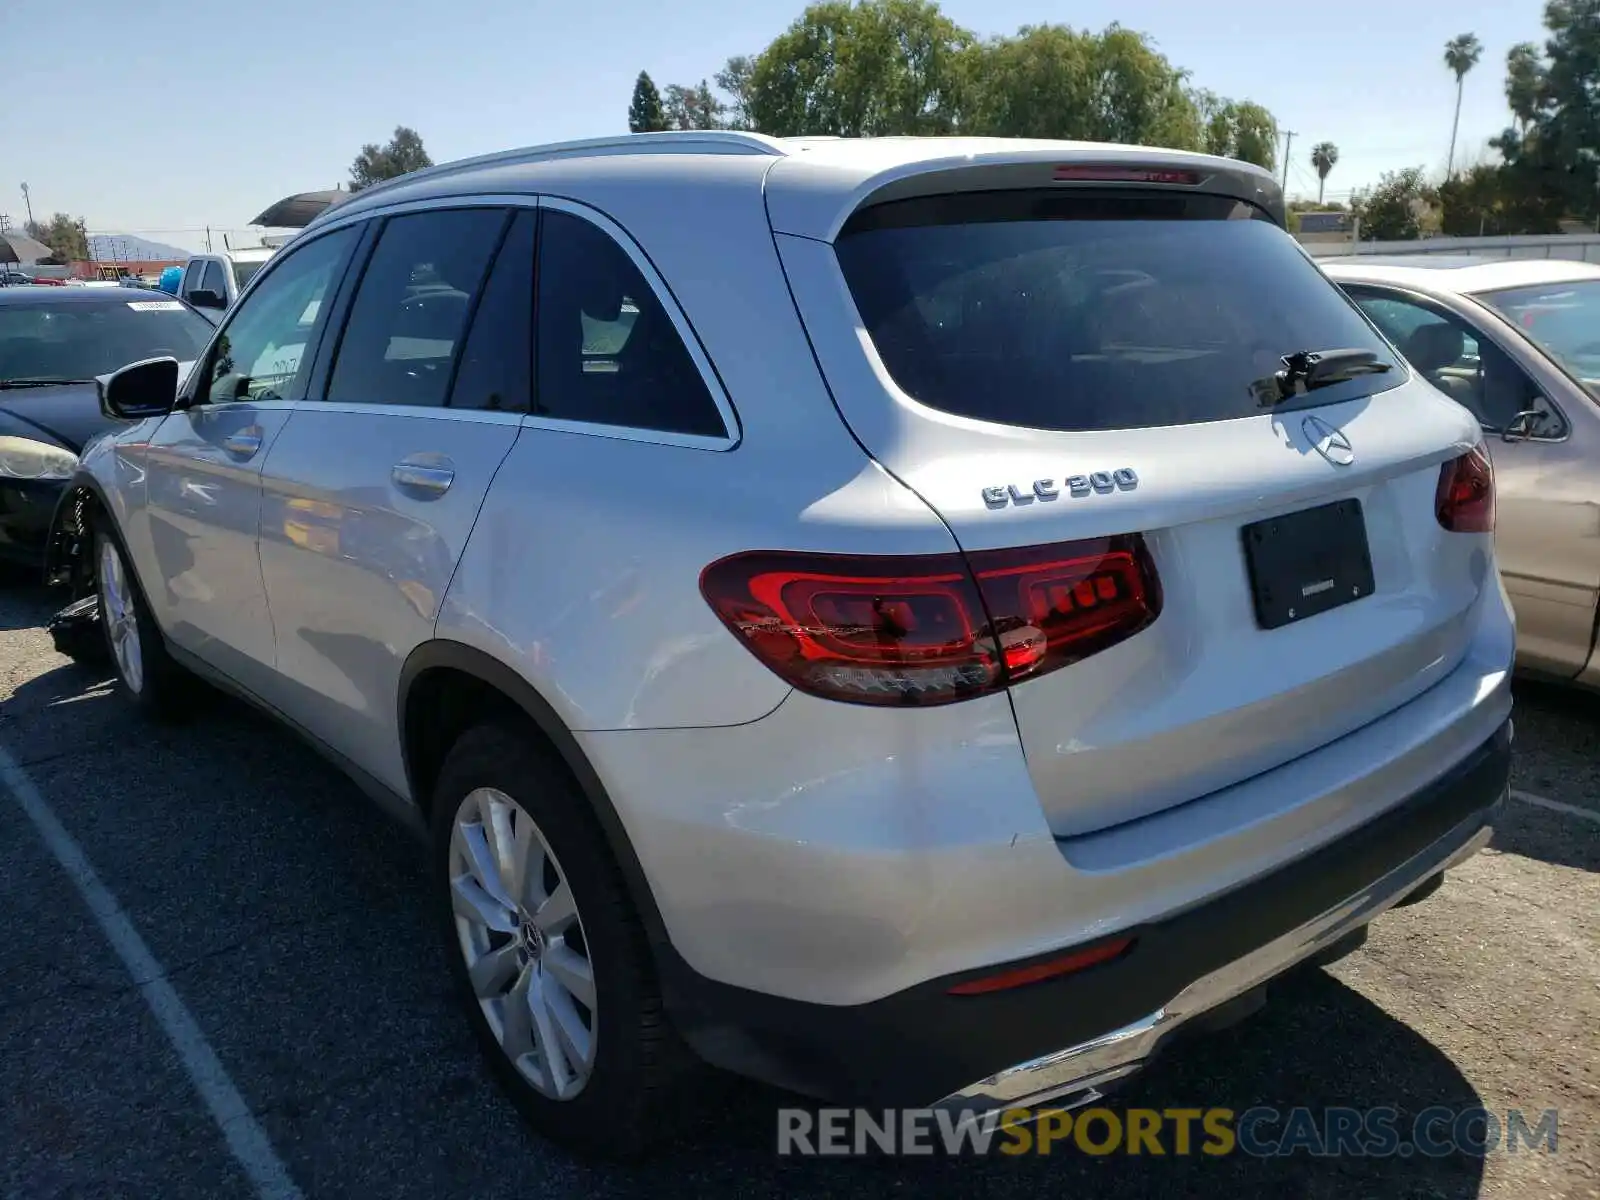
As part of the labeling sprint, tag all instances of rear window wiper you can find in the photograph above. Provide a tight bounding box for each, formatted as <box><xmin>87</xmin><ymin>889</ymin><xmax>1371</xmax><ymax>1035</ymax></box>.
<box><xmin>1253</xmin><ymin>349</ymin><xmax>1391</xmax><ymax>407</ymax></box>
<box><xmin>0</xmin><ymin>378</ymin><xmax>97</xmax><ymax>390</ymax></box>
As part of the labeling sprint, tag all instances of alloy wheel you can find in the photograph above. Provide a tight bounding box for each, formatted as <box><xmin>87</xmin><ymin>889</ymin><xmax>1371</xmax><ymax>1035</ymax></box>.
<box><xmin>448</xmin><ymin>787</ymin><xmax>598</xmax><ymax>1100</ymax></box>
<box><xmin>98</xmin><ymin>538</ymin><xmax>144</xmax><ymax>695</ymax></box>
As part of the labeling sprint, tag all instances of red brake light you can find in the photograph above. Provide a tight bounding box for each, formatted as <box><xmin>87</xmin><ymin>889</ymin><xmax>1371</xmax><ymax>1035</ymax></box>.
<box><xmin>1436</xmin><ymin>445</ymin><xmax>1495</xmax><ymax>534</ymax></box>
<box><xmin>1052</xmin><ymin>165</ymin><xmax>1202</xmax><ymax>185</ymax></box>
<box><xmin>699</xmin><ymin>536</ymin><xmax>1161</xmax><ymax>707</ymax></box>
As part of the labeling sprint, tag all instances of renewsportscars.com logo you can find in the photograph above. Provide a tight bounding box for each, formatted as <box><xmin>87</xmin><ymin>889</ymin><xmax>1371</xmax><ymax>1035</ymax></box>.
<box><xmin>777</xmin><ymin>1106</ymin><xmax>1561</xmax><ymax>1158</ymax></box>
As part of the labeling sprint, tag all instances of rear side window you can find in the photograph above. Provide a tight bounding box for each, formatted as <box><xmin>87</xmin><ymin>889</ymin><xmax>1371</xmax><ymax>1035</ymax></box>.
<box><xmin>834</xmin><ymin>190</ymin><xmax>1403</xmax><ymax>432</ymax></box>
<box><xmin>534</xmin><ymin>208</ymin><xmax>726</xmax><ymax>438</ymax></box>
<box><xmin>327</xmin><ymin>207</ymin><xmax>507</xmax><ymax>408</ymax></box>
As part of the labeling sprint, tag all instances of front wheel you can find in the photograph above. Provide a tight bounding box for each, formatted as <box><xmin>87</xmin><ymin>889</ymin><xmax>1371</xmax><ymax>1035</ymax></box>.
<box><xmin>432</xmin><ymin>722</ymin><xmax>693</xmax><ymax>1158</ymax></box>
<box><xmin>94</xmin><ymin>524</ymin><xmax>190</xmax><ymax>717</ymax></box>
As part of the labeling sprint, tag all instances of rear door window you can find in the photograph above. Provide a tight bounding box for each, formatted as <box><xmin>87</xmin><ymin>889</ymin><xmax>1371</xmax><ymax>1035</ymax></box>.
<box><xmin>834</xmin><ymin>190</ymin><xmax>1403</xmax><ymax>432</ymax></box>
<box><xmin>326</xmin><ymin>207</ymin><xmax>507</xmax><ymax>408</ymax></box>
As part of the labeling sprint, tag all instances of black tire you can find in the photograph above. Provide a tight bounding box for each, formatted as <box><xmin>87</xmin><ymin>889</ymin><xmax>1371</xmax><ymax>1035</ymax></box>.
<box><xmin>92</xmin><ymin>520</ymin><xmax>192</xmax><ymax>718</ymax></box>
<box><xmin>431</xmin><ymin>721</ymin><xmax>694</xmax><ymax>1159</ymax></box>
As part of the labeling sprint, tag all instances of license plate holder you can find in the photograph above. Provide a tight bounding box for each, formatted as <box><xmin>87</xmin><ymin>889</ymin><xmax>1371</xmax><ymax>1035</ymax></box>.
<box><xmin>1241</xmin><ymin>498</ymin><xmax>1375</xmax><ymax>631</ymax></box>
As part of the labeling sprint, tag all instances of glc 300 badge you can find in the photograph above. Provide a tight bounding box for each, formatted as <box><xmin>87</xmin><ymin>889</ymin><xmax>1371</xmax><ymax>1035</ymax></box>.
<box><xmin>982</xmin><ymin>468</ymin><xmax>1139</xmax><ymax>508</ymax></box>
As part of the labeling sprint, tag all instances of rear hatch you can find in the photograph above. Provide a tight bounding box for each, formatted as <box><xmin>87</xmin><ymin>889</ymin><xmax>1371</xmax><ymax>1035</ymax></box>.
<box><xmin>771</xmin><ymin>156</ymin><xmax>1491</xmax><ymax>837</ymax></box>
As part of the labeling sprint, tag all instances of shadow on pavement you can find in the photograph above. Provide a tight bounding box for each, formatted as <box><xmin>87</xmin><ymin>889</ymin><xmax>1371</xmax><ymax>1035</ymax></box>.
<box><xmin>2</xmin><ymin>641</ymin><xmax>1494</xmax><ymax>1200</ymax></box>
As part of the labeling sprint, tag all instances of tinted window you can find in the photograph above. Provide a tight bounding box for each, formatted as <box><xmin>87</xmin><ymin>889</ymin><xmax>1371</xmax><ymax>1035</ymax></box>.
<box><xmin>201</xmin><ymin>260</ymin><xmax>227</xmax><ymax>297</ymax></box>
<box><xmin>1351</xmin><ymin>290</ymin><xmax>1538</xmax><ymax>430</ymax></box>
<box><xmin>449</xmin><ymin>210</ymin><xmax>534</xmax><ymax>412</ymax></box>
<box><xmin>535</xmin><ymin>208</ymin><xmax>726</xmax><ymax>437</ymax></box>
<box><xmin>181</xmin><ymin>262</ymin><xmax>206</xmax><ymax>295</ymax></box>
<box><xmin>206</xmin><ymin>227</ymin><xmax>357</xmax><ymax>405</ymax></box>
<box><xmin>326</xmin><ymin>208</ymin><xmax>507</xmax><ymax>408</ymax></box>
<box><xmin>0</xmin><ymin>298</ymin><xmax>214</xmax><ymax>381</ymax></box>
<box><xmin>834</xmin><ymin>191</ymin><xmax>1403</xmax><ymax>432</ymax></box>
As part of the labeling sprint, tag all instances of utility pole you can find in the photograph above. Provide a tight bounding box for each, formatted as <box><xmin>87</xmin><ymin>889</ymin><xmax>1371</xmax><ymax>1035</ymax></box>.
<box><xmin>205</xmin><ymin>225</ymin><xmax>212</xmax><ymax>253</ymax></box>
<box><xmin>1280</xmin><ymin>129</ymin><xmax>1296</xmax><ymax>193</ymax></box>
<box><xmin>19</xmin><ymin>183</ymin><xmax>32</xmax><ymax>230</ymax></box>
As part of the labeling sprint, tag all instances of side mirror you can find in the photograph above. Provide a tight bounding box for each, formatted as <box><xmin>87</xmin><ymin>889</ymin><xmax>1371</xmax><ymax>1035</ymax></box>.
<box><xmin>1502</xmin><ymin>402</ymin><xmax>1555</xmax><ymax>443</ymax></box>
<box><xmin>188</xmin><ymin>288</ymin><xmax>227</xmax><ymax>310</ymax></box>
<box><xmin>101</xmin><ymin>357</ymin><xmax>180</xmax><ymax>420</ymax></box>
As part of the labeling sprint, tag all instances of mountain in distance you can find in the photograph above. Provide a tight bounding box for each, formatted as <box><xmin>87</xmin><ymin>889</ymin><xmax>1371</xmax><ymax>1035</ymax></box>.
<box><xmin>88</xmin><ymin>233</ymin><xmax>194</xmax><ymax>262</ymax></box>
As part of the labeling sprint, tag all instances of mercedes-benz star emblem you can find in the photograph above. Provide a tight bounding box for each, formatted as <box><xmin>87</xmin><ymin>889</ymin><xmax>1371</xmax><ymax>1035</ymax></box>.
<box><xmin>1303</xmin><ymin>414</ymin><xmax>1355</xmax><ymax>466</ymax></box>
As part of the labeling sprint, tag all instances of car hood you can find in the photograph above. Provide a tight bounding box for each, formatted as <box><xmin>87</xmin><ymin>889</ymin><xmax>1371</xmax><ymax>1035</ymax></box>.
<box><xmin>0</xmin><ymin>360</ymin><xmax>195</xmax><ymax>454</ymax></box>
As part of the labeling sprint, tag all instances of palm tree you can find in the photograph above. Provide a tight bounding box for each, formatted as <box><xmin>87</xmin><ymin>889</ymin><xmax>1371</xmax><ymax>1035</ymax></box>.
<box><xmin>1505</xmin><ymin>42</ymin><xmax>1544</xmax><ymax>139</ymax></box>
<box><xmin>1310</xmin><ymin>142</ymin><xmax>1339</xmax><ymax>204</ymax></box>
<box><xmin>1444</xmin><ymin>33</ymin><xmax>1483</xmax><ymax>178</ymax></box>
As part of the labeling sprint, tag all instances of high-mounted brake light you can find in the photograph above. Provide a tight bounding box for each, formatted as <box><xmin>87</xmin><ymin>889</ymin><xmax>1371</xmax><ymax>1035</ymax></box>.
<box><xmin>1052</xmin><ymin>165</ymin><xmax>1202</xmax><ymax>185</ymax></box>
<box><xmin>1435</xmin><ymin>445</ymin><xmax>1495</xmax><ymax>534</ymax></box>
<box><xmin>698</xmin><ymin>536</ymin><xmax>1161</xmax><ymax>707</ymax></box>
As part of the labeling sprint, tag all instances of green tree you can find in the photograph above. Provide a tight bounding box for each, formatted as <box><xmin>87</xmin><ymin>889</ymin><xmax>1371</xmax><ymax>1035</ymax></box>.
<box><xmin>715</xmin><ymin>55</ymin><xmax>757</xmax><ymax>129</ymax></box>
<box><xmin>1488</xmin><ymin>2</ymin><xmax>1600</xmax><ymax>224</ymax></box>
<box><xmin>25</xmin><ymin>213</ymin><xmax>88</xmax><ymax>261</ymax></box>
<box><xmin>959</xmin><ymin>23</ymin><xmax>1212</xmax><ymax>151</ymax></box>
<box><xmin>628</xmin><ymin>71</ymin><xmax>668</xmax><ymax>132</ymax></box>
<box><xmin>1352</xmin><ymin>166</ymin><xmax>1436</xmax><ymax>240</ymax></box>
<box><xmin>1310</xmin><ymin>141</ymin><xmax>1339</xmax><ymax>203</ymax></box>
<box><xmin>1444</xmin><ymin>33</ymin><xmax>1483</xmax><ymax>177</ymax></box>
<box><xmin>746</xmin><ymin>0</ymin><xmax>972</xmax><ymax>136</ymax></box>
<box><xmin>349</xmin><ymin>126</ymin><xmax>433</xmax><ymax>192</ymax></box>
<box><xmin>1189</xmin><ymin>89</ymin><xmax>1277</xmax><ymax>171</ymax></box>
<box><xmin>662</xmin><ymin>79</ymin><xmax>724</xmax><ymax>129</ymax></box>
<box><xmin>1436</xmin><ymin>162</ymin><xmax>1563</xmax><ymax>236</ymax></box>
<box><xmin>1505</xmin><ymin>41</ymin><xmax>1546</xmax><ymax>137</ymax></box>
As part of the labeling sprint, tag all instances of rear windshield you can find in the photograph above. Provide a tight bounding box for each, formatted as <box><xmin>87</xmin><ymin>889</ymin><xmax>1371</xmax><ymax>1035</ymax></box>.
<box><xmin>835</xmin><ymin>190</ymin><xmax>1403</xmax><ymax>432</ymax></box>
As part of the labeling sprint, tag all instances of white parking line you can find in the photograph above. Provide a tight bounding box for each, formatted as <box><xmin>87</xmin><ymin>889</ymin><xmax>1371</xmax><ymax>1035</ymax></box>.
<box><xmin>0</xmin><ymin>743</ymin><xmax>304</xmax><ymax>1200</ymax></box>
<box><xmin>1510</xmin><ymin>788</ymin><xmax>1600</xmax><ymax>826</ymax></box>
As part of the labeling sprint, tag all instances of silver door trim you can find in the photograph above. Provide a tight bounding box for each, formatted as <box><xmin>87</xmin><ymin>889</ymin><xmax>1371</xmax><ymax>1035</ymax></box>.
<box><xmin>284</xmin><ymin>400</ymin><xmax>525</xmax><ymax>426</ymax></box>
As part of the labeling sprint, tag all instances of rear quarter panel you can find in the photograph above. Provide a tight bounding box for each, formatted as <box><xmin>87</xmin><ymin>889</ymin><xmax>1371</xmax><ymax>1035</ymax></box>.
<box><xmin>436</xmin><ymin>161</ymin><xmax>963</xmax><ymax>730</ymax></box>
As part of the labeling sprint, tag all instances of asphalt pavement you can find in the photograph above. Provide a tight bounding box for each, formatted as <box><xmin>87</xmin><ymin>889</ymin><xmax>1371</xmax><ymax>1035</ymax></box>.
<box><xmin>0</xmin><ymin>581</ymin><xmax>1594</xmax><ymax>1199</ymax></box>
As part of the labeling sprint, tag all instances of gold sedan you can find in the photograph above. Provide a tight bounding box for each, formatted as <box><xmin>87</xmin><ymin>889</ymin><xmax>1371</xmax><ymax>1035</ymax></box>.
<box><xmin>1324</xmin><ymin>255</ymin><xmax>1600</xmax><ymax>688</ymax></box>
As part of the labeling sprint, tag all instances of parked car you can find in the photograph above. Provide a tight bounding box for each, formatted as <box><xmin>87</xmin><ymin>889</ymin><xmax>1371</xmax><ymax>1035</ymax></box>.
<box><xmin>1323</xmin><ymin>255</ymin><xmax>1600</xmax><ymax>688</ymax></box>
<box><xmin>0</xmin><ymin>269</ymin><xmax>65</xmax><ymax>287</ymax></box>
<box><xmin>176</xmin><ymin>246</ymin><xmax>277</xmax><ymax>314</ymax></box>
<box><xmin>0</xmin><ymin>286</ymin><xmax>211</xmax><ymax>571</ymax></box>
<box><xmin>47</xmin><ymin>133</ymin><xmax>1512</xmax><ymax>1158</ymax></box>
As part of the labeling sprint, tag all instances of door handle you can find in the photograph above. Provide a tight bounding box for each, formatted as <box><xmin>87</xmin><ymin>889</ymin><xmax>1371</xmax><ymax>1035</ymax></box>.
<box><xmin>392</xmin><ymin>459</ymin><xmax>455</xmax><ymax>498</ymax></box>
<box><xmin>222</xmin><ymin>429</ymin><xmax>263</xmax><ymax>458</ymax></box>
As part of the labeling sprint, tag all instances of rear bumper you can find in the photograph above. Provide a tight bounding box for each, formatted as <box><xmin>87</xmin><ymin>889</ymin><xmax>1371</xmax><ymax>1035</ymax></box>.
<box><xmin>659</xmin><ymin>719</ymin><xmax>1510</xmax><ymax>1107</ymax></box>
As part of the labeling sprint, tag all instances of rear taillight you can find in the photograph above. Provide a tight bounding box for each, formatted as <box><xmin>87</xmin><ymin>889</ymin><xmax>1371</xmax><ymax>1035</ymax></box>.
<box><xmin>698</xmin><ymin>536</ymin><xmax>1161</xmax><ymax>706</ymax></box>
<box><xmin>1436</xmin><ymin>445</ymin><xmax>1495</xmax><ymax>534</ymax></box>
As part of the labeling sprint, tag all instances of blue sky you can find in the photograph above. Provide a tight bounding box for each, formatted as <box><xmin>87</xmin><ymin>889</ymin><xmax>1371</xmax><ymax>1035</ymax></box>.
<box><xmin>2</xmin><ymin>0</ymin><xmax>1547</xmax><ymax>252</ymax></box>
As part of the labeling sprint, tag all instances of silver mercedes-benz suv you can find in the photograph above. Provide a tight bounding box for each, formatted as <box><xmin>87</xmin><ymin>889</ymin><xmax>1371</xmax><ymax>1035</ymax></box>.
<box><xmin>47</xmin><ymin>132</ymin><xmax>1513</xmax><ymax>1158</ymax></box>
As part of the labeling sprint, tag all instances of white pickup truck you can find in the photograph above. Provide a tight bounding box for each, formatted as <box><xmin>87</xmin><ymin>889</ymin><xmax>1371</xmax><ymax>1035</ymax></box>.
<box><xmin>175</xmin><ymin>245</ymin><xmax>277</xmax><ymax>314</ymax></box>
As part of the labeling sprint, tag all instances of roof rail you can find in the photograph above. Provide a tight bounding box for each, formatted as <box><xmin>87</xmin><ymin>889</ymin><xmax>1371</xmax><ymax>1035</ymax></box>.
<box><xmin>329</xmin><ymin>130</ymin><xmax>790</xmax><ymax>213</ymax></box>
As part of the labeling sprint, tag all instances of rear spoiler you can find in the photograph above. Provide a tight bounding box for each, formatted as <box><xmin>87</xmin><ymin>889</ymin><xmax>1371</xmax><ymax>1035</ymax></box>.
<box><xmin>764</xmin><ymin>142</ymin><xmax>1285</xmax><ymax>241</ymax></box>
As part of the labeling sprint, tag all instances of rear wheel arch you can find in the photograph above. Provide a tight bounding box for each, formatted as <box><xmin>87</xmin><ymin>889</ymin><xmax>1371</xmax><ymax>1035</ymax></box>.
<box><xmin>397</xmin><ymin>640</ymin><xmax>672</xmax><ymax>951</ymax></box>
